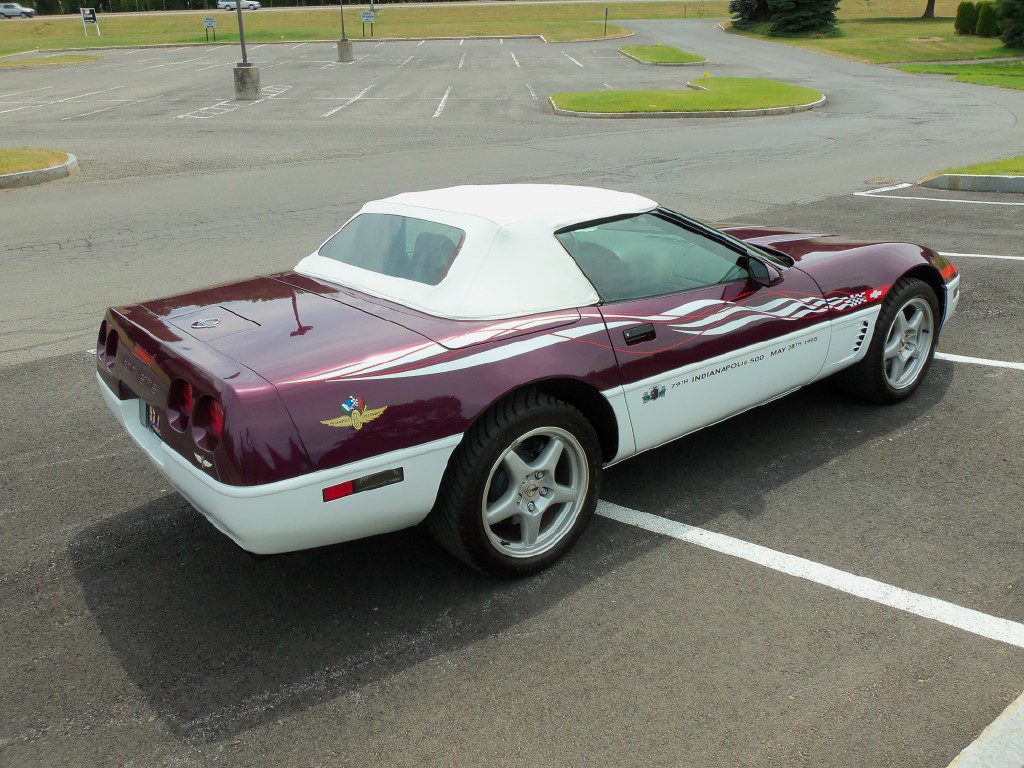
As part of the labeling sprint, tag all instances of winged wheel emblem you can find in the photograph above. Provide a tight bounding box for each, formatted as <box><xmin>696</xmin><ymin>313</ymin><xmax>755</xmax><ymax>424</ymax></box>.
<box><xmin>321</xmin><ymin>395</ymin><xmax>387</xmax><ymax>430</ymax></box>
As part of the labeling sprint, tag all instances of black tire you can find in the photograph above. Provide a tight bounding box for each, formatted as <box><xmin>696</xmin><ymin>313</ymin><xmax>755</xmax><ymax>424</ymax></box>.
<box><xmin>22</xmin><ymin>11</ymin><xmax>29</xmax><ymax>16</ymax></box>
<box><xmin>833</xmin><ymin>276</ymin><xmax>940</xmax><ymax>405</ymax></box>
<box><xmin>429</xmin><ymin>388</ymin><xmax>602</xmax><ymax>577</ymax></box>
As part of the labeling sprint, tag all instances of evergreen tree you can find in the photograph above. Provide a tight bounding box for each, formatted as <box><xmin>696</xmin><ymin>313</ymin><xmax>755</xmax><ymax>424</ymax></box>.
<box><xmin>1002</xmin><ymin>0</ymin><xmax>1024</xmax><ymax>46</ymax></box>
<box><xmin>954</xmin><ymin>1</ymin><xmax>979</xmax><ymax>33</ymax></box>
<box><xmin>767</xmin><ymin>0</ymin><xmax>839</xmax><ymax>35</ymax></box>
<box><xmin>975</xmin><ymin>1</ymin><xmax>1001</xmax><ymax>35</ymax></box>
<box><xmin>729</xmin><ymin>0</ymin><xmax>772</xmax><ymax>29</ymax></box>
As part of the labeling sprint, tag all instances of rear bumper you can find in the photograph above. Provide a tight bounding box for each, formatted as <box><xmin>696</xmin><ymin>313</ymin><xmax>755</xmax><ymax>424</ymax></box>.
<box><xmin>98</xmin><ymin>373</ymin><xmax>460</xmax><ymax>554</ymax></box>
<box><xmin>943</xmin><ymin>275</ymin><xmax>960</xmax><ymax>329</ymax></box>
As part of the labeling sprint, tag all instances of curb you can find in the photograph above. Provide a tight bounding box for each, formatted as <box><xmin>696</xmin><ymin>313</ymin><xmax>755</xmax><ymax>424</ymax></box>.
<box><xmin>618</xmin><ymin>48</ymin><xmax>707</xmax><ymax>66</ymax></box>
<box><xmin>0</xmin><ymin>153</ymin><xmax>78</xmax><ymax>190</ymax></box>
<box><xmin>33</xmin><ymin>30</ymin><xmax>634</xmax><ymax>54</ymax></box>
<box><xmin>549</xmin><ymin>92</ymin><xmax>826</xmax><ymax>119</ymax></box>
<box><xmin>921</xmin><ymin>173</ymin><xmax>1024</xmax><ymax>193</ymax></box>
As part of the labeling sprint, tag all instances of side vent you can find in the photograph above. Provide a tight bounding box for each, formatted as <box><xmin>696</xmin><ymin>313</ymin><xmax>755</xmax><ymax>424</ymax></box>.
<box><xmin>851</xmin><ymin>320</ymin><xmax>870</xmax><ymax>354</ymax></box>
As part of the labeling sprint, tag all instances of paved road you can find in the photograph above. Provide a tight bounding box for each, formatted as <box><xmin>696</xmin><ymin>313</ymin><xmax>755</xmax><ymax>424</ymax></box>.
<box><xmin>1</xmin><ymin>20</ymin><xmax>1023</xmax><ymax>768</ymax></box>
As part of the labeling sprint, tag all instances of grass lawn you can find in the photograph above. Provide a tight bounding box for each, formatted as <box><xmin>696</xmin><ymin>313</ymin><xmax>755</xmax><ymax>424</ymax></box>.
<box><xmin>620</xmin><ymin>44</ymin><xmax>705</xmax><ymax>63</ymax></box>
<box><xmin>0</xmin><ymin>147</ymin><xmax>67</xmax><ymax>175</ymax></box>
<box><xmin>945</xmin><ymin>156</ymin><xmax>1024</xmax><ymax>175</ymax></box>
<box><xmin>730</xmin><ymin>17</ymin><xmax>1020</xmax><ymax>63</ymax></box>
<box><xmin>900</xmin><ymin>61</ymin><xmax>1024</xmax><ymax>90</ymax></box>
<box><xmin>0</xmin><ymin>53</ymin><xmax>100</xmax><ymax>68</ymax></box>
<box><xmin>550</xmin><ymin>77</ymin><xmax>822</xmax><ymax>113</ymax></box>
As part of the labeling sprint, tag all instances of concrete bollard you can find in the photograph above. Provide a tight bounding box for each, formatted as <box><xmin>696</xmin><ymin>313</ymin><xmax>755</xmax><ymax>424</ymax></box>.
<box><xmin>337</xmin><ymin>39</ymin><xmax>354</xmax><ymax>63</ymax></box>
<box><xmin>233</xmin><ymin>62</ymin><xmax>261</xmax><ymax>100</ymax></box>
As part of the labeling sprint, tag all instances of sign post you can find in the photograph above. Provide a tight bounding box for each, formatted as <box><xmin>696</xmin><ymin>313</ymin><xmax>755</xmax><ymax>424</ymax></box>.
<box><xmin>603</xmin><ymin>7</ymin><xmax>608</xmax><ymax>37</ymax></box>
<box><xmin>337</xmin><ymin>0</ymin><xmax>353</xmax><ymax>63</ymax></box>
<box><xmin>204</xmin><ymin>16</ymin><xmax>216</xmax><ymax>42</ymax></box>
<box><xmin>361</xmin><ymin>9</ymin><xmax>375</xmax><ymax>37</ymax></box>
<box><xmin>80</xmin><ymin>7</ymin><xmax>100</xmax><ymax>37</ymax></box>
<box><xmin>232</xmin><ymin>0</ymin><xmax>260</xmax><ymax>99</ymax></box>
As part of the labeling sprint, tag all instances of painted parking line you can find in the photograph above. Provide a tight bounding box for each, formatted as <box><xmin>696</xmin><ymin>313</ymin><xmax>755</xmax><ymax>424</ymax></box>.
<box><xmin>562</xmin><ymin>50</ymin><xmax>584</xmax><ymax>67</ymax></box>
<box><xmin>290</xmin><ymin>42</ymin><xmax>306</xmax><ymax>49</ymax></box>
<box><xmin>597</xmin><ymin>501</ymin><xmax>1024</xmax><ymax>649</ymax></box>
<box><xmin>397</xmin><ymin>55</ymin><xmax>414</xmax><ymax>68</ymax></box>
<box><xmin>510</xmin><ymin>50</ymin><xmax>521</xmax><ymax>68</ymax></box>
<box><xmin>525</xmin><ymin>82</ymin><xmax>538</xmax><ymax>101</ymax></box>
<box><xmin>194</xmin><ymin>63</ymin><xmax>223</xmax><ymax>72</ymax></box>
<box><xmin>0</xmin><ymin>86</ymin><xmax>53</xmax><ymax>99</ymax></box>
<box><xmin>940</xmin><ymin>251</ymin><xmax>1024</xmax><ymax>263</ymax></box>
<box><xmin>417</xmin><ymin>40</ymin><xmax>425</xmax><ymax>46</ymax></box>
<box><xmin>176</xmin><ymin>84</ymin><xmax>290</xmax><ymax>119</ymax></box>
<box><xmin>139</xmin><ymin>57</ymin><xmax>203</xmax><ymax>71</ymax></box>
<box><xmin>458</xmin><ymin>52</ymin><xmax>467</xmax><ymax>69</ymax></box>
<box><xmin>935</xmin><ymin>352</ymin><xmax>1024</xmax><ymax>371</ymax></box>
<box><xmin>61</xmin><ymin>94</ymin><xmax>162</xmax><ymax>121</ymax></box>
<box><xmin>0</xmin><ymin>85</ymin><xmax>126</xmax><ymax>116</ymax></box>
<box><xmin>321</xmin><ymin>84</ymin><xmax>374</xmax><ymax>118</ymax></box>
<box><xmin>856</xmin><ymin>183</ymin><xmax>1024</xmax><ymax>207</ymax></box>
<box><xmin>948</xmin><ymin>690</ymin><xmax>1024</xmax><ymax>768</ymax></box>
<box><xmin>432</xmin><ymin>84</ymin><xmax>452</xmax><ymax>118</ymax></box>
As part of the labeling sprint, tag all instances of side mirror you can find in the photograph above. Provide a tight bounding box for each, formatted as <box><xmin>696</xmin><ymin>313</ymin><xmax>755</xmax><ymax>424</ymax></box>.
<box><xmin>747</xmin><ymin>255</ymin><xmax>778</xmax><ymax>285</ymax></box>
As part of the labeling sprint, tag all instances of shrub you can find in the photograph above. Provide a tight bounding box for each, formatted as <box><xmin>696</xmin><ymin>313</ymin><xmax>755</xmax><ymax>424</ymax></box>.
<box><xmin>1002</xmin><ymin>0</ymin><xmax>1024</xmax><ymax>46</ymax></box>
<box><xmin>975</xmin><ymin>1</ymin><xmax>1001</xmax><ymax>34</ymax></box>
<box><xmin>955</xmin><ymin>1</ymin><xmax>979</xmax><ymax>33</ymax></box>
<box><xmin>767</xmin><ymin>0</ymin><xmax>840</xmax><ymax>35</ymax></box>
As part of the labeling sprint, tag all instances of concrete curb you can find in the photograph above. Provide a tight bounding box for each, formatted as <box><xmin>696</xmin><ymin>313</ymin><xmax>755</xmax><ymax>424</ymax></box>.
<box><xmin>618</xmin><ymin>48</ymin><xmax>707</xmax><ymax>66</ymax></box>
<box><xmin>33</xmin><ymin>30</ymin><xmax>634</xmax><ymax>54</ymax></box>
<box><xmin>549</xmin><ymin>92</ymin><xmax>826</xmax><ymax>119</ymax></box>
<box><xmin>921</xmin><ymin>173</ymin><xmax>1024</xmax><ymax>193</ymax></box>
<box><xmin>0</xmin><ymin>153</ymin><xmax>78</xmax><ymax>190</ymax></box>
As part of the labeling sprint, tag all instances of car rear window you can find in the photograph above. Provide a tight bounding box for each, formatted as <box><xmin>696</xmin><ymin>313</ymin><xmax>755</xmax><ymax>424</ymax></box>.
<box><xmin>318</xmin><ymin>213</ymin><xmax>466</xmax><ymax>286</ymax></box>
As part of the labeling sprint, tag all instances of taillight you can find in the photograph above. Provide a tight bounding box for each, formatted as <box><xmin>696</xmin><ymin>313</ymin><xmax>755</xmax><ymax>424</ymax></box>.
<box><xmin>96</xmin><ymin>320</ymin><xmax>107</xmax><ymax>359</ymax></box>
<box><xmin>167</xmin><ymin>379</ymin><xmax>194</xmax><ymax>432</ymax></box>
<box><xmin>104</xmin><ymin>328</ymin><xmax>119</xmax><ymax>372</ymax></box>
<box><xmin>192</xmin><ymin>395</ymin><xmax>225</xmax><ymax>451</ymax></box>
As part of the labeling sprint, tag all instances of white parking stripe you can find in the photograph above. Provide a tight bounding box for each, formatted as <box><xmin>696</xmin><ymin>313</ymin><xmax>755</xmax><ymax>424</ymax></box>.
<box><xmin>397</xmin><ymin>55</ymin><xmax>414</xmax><ymax>68</ymax></box>
<box><xmin>458</xmin><ymin>52</ymin><xmax>466</xmax><ymax>69</ymax></box>
<box><xmin>0</xmin><ymin>86</ymin><xmax>53</xmax><ymax>98</ymax></box>
<box><xmin>61</xmin><ymin>94</ymin><xmax>160</xmax><ymax>120</ymax></box>
<box><xmin>320</xmin><ymin>84</ymin><xmax>374</xmax><ymax>118</ymax></box>
<box><xmin>417</xmin><ymin>40</ymin><xmax>424</xmax><ymax>46</ymax></box>
<box><xmin>935</xmin><ymin>352</ymin><xmax>1024</xmax><ymax>371</ymax></box>
<box><xmin>597</xmin><ymin>501</ymin><xmax>1024</xmax><ymax>649</ymax></box>
<box><xmin>459</xmin><ymin>39</ymin><xmax>464</xmax><ymax>46</ymax></box>
<box><xmin>432</xmin><ymin>84</ymin><xmax>451</xmax><ymax>118</ymax></box>
<box><xmin>856</xmin><ymin>183</ymin><xmax>1024</xmax><ymax>207</ymax></box>
<box><xmin>139</xmin><ymin>57</ymin><xmax>202</xmax><ymax>71</ymax></box>
<box><xmin>948</xmin><ymin>691</ymin><xmax>1024</xmax><ymax>768</ymax></box>
<box><xmin>290</xmin><ymin>42</ymin><xmax>306</xmax><ymax>49</ymax></box>
<box><xmin>562</xmin><ymin>51</ymin><xmax>584</xmax><ymax>67</ymax></box>
<box><xmin>940</xmin><ymin>251</ymin><xmax>1024</xmax><ymax>263</ymax></box>
<box><xmin>194</xmin><ymin>63</ymin><xmax>222</xmax><ymax>71</ymax></box>
<box><xmin>510</xmin><ymin>50</ymin><xmax>520</xmax><ymax>68</ymax></box>
<box><xmin>525</xmin><ymin>82</ymin><xmax>537</xmax><ymax>101</ymax></box>
<box><xmin>0</xmin><ymin>85</ymin><xmax>126</xmax><ymax>115</ymax></box>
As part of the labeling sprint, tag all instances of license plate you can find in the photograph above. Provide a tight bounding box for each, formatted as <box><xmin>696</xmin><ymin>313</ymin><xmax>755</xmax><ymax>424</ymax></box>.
<box><xmin>141</xmin><ymin>401</ymin><xmax>162</xmax><ymax>437</ymax></box>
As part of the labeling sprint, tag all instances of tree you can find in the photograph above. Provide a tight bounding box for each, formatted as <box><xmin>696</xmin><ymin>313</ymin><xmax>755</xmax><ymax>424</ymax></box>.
<box><xmin>922</xmin><ymin>0</ymin><xmax>937</xmax><ymax>17</ymax></box>
<box><xmin>729</xmin><ymin>0</ymin><xmax>772</xmax><ymax>29</ymax></box>
<box><xmin>1002</xmin><ymin>0</ymin><xmax>1024</xmax><ymax>47</ymax></box>
<box><xmin>975</xmin><ymin>1</ymin><xmax>1001</xmax><ymax>34</ymax></box>
<box><xmin>767</xmin><ymin>0</ymin><xmax>840</xmax><ymax>35</ymax></box>
<box><xmin>954</xmin><ymin>1</ymin><xmax>979</xmax><ymax>33</ymax></box>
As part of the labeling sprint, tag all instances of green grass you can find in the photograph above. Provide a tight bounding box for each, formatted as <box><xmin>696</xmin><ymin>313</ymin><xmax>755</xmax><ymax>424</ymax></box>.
<box><xmin>730</xmin><ymin>17</ymin><xmax>1020</xmax><ymax>63</ymax></box>
<box><xmin>945</xmin><ymin>156</ymin><xmax>1024</xmax><ymax>175</ymax></box>
<box><xmin>0</xmin><ymin>147</ymin><xmax>67</xmax><ymax>175</ymax></box>
<box><xmin>900</xmin><ymin>61</ymin><xmax>1024</xmax><ymax>90</ymax></box>
<box><xmin>0</xmin><ymin>53</ymin><xmax>100</xmax><ymax>68</ymax></box>
<box><xmin>550</xmin><ymin>77</ymin><xmax>822</xmax><ymax>113</ymax></box>
<box><xmin>620</xmin><ymin>44</ymin><xmax>704</xmax><ymax>64</ymax></box>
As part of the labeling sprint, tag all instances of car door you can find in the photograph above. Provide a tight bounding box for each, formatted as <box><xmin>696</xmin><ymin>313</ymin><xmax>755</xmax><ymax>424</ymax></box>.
<box><xmin>556</xmin><ymin>210</ymin><xmax>831</xmax><ymax>454</ymax></box>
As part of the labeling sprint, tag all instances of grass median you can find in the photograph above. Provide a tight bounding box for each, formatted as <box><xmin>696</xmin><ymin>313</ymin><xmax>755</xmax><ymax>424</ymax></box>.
<box><xmin>729</xmin><ymin>17</ymin><xmax>1020</xmax><ymax>64</ymax></box>
<box><xmin>550</xmin><ymin>77</ymin><xmax>822</xmax><ymax>114</ymax></box>
<box><xmin>900</xmin><ymin>61</ymin><xmax>1024</xmax><ymax>91</ymax></box>
<box><xmin>0</xmin><ymin>148</ymin><xmax>67</xmax><ymax>175</ymax></box>
<box><xmin>620</xmin><ymin>44</ymin><xmax>704</xmax><ymax>64</ymax></box>
<box><xmin>945</xmin><ymin>156</ymin><xmax>1024</xmax><ymax>175</ymax></box>
<box><xmin>0</xmin><ymin>53</ymin><xmax>100</xmax><ymax>68</ymax></box>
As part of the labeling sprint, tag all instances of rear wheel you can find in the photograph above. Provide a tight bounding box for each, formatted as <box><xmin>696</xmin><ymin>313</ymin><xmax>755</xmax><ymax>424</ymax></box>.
<box><xmin>429</xmin><ymin>388</ymin><xmax>602</xmax><ymax>576</ymax></box>
<box><xmin>834</xmin><ymin>276</ymin><xmax>939</xmax><ymax>404</ymax></box>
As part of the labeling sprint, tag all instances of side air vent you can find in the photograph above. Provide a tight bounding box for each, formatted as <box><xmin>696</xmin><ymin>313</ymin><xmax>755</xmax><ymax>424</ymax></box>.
<box><xmin>851</xmin><ymin>320</ymin><xmax>870</xmax><ymax>354</ymax></box>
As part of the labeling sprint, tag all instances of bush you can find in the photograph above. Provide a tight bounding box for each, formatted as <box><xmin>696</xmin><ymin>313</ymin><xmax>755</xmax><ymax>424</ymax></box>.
<box><xmin>766</xmin><ymin>0</ymin><xmax>839</xmax><ymax>35</ymax></box>
<box><xmin>955</xmin><ymin>1</ymin><xmax>979</xmax><ymax>33</ymax></box>
<box><xmin>1002</xmin><ymin>0</ymin><xmax>1024</xmax><ymax>46</ymax></box>
<box><xmin>975</xmin><ymin>1</ymin><xmax>1001</xmax><ymax>34</ymax></box>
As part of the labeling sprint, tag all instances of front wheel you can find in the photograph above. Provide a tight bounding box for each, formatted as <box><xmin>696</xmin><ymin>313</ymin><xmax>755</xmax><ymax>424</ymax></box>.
<box><xmin>429</xmin><ymin>389</ymin><xmax>602</xmax><ymax>577</ymax></box>
<box><xmin>834</xmin><ymin>276</ymin><xmax>939</xmax><ymax>404</ymax></box>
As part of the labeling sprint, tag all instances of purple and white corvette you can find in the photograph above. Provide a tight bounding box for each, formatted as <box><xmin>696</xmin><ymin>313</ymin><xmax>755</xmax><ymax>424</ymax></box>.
<box><xmin>96</xmin><ymin>185</ymin><xmax>960</xmax><ymax>574</ymax></box>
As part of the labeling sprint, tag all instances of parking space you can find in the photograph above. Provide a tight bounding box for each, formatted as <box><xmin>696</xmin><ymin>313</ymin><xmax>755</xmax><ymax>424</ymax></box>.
<box><xmin>2</xmin><ymin>17</ymin><xmax>1024</xmax><ymax>768</ymax></box>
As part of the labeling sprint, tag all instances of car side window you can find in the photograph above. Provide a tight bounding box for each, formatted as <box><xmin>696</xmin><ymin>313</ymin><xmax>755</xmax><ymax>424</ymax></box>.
<box><xmin>555</xmin><ymin>213</ymin><xmax>751</xmax><ymax>303</ymax></box>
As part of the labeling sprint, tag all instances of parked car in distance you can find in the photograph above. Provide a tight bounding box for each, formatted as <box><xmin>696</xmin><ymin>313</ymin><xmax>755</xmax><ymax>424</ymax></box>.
<box><xmin>217</xmin><ymin>0</ymin><xmax>260</xmax><ymax>9</ymax></box>
<box><xmin>95</xmin><ymin>185</ymin><xmax>960</xmax><ymax>576</ymax></box>
<box><xmin>0</xmin><ymin>2</ymin><xmax>35</xmax><ymax>17</ymax></box>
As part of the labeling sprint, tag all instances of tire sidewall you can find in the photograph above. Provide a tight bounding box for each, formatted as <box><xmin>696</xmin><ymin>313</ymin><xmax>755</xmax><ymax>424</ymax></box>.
<box><xmin>869</xmin><ymin>280</ymin><xmax>940</xmax><ymax>402</ymax></box>
<box><xmin>461</xmin><ymin>405</ymin><xmax>602</xmax><ymax>576</ymax></box>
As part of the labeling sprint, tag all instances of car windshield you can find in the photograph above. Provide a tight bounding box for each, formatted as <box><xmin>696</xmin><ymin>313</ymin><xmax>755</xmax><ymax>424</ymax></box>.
<box><xmin>318</xmin><ymin>212</ymin><xmax>466</xmax><ymax>286</ymax></box>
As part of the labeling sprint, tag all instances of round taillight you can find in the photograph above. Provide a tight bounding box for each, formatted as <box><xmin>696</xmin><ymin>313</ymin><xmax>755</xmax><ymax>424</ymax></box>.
<box><xmin>96</xmin><ymin>320</ymin><xmax>107</xmax><ymax>360</ymax></box>
<box><xmin>167</xmin><ymin>379</ymin><xmax>194</xmax><ymax>432</ymax></box>
<box><xmin>104</xmin><ymin>328</ymin><xmax>119</xmax><ymax>371</ymax></box>
<box><xmin>192</xmin><ymin>396</ymin><xmax>225</xmax><ymax>451</ymax></box>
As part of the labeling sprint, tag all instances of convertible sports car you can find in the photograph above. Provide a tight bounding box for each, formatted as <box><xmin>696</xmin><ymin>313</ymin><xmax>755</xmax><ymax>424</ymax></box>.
<box><xmin>96</xmin><ymin>185</ymin><xmax>960</xmax><ymax>574</ymax></box>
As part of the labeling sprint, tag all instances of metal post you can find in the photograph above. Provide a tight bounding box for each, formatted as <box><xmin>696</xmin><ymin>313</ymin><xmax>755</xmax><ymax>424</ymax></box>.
<box><xmin>236</xmin><ymin>0</ymin><xmax>248</xmax><ymax>64</ymax></box>
<box><xmin>603</xmin><ymin>7</ymin><xmax>608</xmax><ymax>37</ymax></box>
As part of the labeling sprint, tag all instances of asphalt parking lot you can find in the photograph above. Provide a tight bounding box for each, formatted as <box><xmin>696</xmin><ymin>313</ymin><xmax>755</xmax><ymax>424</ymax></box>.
<box><xmin>2</xmin><ymin>18</ymin><xmax>1023</xmax><ymax>768</ymax></box>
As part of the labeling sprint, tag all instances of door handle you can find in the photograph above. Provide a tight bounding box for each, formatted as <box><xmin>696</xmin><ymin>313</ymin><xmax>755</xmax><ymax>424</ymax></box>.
<box><xmin>623</xmin><ymin>323</ymin><xmax>656</xmax><ymax>345</ymax></box>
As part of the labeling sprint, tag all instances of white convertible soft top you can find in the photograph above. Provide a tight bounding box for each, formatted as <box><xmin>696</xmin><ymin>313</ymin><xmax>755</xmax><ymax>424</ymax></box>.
<box><xmin>294</xmin><ymin>184</ymin><xmax>658</xmax><ymax>320</ymax></box>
